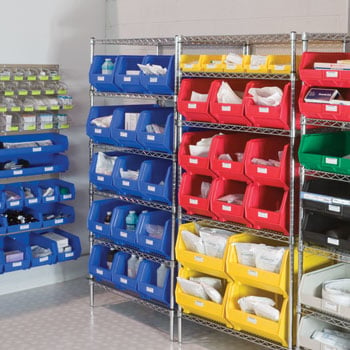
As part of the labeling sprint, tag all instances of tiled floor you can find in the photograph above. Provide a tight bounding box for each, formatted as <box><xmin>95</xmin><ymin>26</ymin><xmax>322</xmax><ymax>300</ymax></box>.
<box><xmin>0</xmin><ymin>278</ymin><xmax>263</xmax><ymax>350</ymax></box>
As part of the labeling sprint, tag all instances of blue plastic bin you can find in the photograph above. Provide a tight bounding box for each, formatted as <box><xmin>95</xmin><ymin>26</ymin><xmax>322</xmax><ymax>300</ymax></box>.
<box><xmin>41</xmin><ymin>203</ymin><xmax>75</xmax><ymax>228</ymax></box>
<box><xmin>110</xmin><ymin>104</ymin><xmax>159</xmax><ymax>148</ymax></box>
<box><xmin>3</xmin><ymin>184</ymin><xmax>24</xmax><ymax>210</ymax></box>
<box><xmin>87</xmin><ymin>199</ymin><xmax>124</xmax><ymax>239</ymax></box>
<box><xmin>38</xmin><ymin>179</ymin><xmax>75</xmax><ymax>203</ymax></box>
<box><xmin>139</xmin><ymin>159</ymin><xmax>172</xmax><ymax>204</ymax></box>
<box><xmin>89</xmin><ymin>55</ymin><xmax>120</xmax><ymax>92</ymax></box>
<box><xmin>1</xmin><ymin>236</ymin><xmax>31</xmax><ymax>272</ymax></box>
<box><xmin>86</xmin><ymin>105</ymin><xmax>119</xmax><ymax>145</ymax></box>
<box><xmin>139</xmin><ymin>55</ymin><xmax>175</xmax><ymax>95</ymax></box>
<box><xmin>110</xmin><ymin>204</ymin><xmax>149</xmax><ymax>247</ymax></box>
<box><xmin>0</xmin><ymin>154</ymin><xmax>69</xmax><ymax>178</ymax></box>
<box><xmin>6</xmin><ymin>208</ymin><xmax>42</xmax><ymax>233</ymax></box>
<box><xmin>113</xmin><ymin>155</ymin><xmax>147</xmax><ymax>198</ymax></box>
<box><xmin>114</xmin><ymin>55</ymin><xmax>145</xmax><ymax>93</ymax></box>
<box><xmin>136</xmin><ymin>108</ymin><xmax>174</xmax><ymax>153</ymax></box>
<box><xmin>21</xmin><ymin>181</ymin><xmax>41</xmax><ymax>207</ymax></box>
<box><xmin>0</xmin><ymin>133</ymin><xmax>68</xmax><ymax>156</ymax></box>
<box><xmin>137</xmin><ymin>210</ymin><xmax>172</xmax><ymax>258</ymax></box>
<box><xmin>137</xmin><ymin>260</ymin><xmax>171</xmax><ymax>307</ymax></box>
<box><xmin>89</xmin><ymin>244</ymin><xmax>115</xmax><ymax>282</ymax></box>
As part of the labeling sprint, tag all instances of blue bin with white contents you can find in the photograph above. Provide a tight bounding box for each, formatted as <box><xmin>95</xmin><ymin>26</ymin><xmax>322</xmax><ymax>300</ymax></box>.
<box><xmin>39</xmin><ymin>181</ymin><xmax>60</xmax><ymax>204</ymax></box>
<box><xmin>138</xmin><ymin>260</ymin><xmax>171</xmax><ymax>307</ymax></box>
<box><xmin>5</xmin><ymin>207</ymin><xmax>42</xmax><ymax>233</ymax></box>
<box><xmin>86</xmin><ymin>105</ymin><xmax>119</xmax><ymax>145</ymax></box>
<box><xmin>114</xmin><ymin>55</ymin><xmax>145</xmax><ymax>93</ymax></box>
<box><xmin>139</xmin><ymin>55</ymin><xmax>175</xmax><ymax>95</ymax></box>
<box><xmin>40</xmin><ymin>203</ymin><xmax>75</xmax><ymax>228</ymax></box>
<box><xmin>113</xmin><ymin>155</ymin><xmax>147</xmax><ymax>198</ymax></box>
<box><xmin>89</xmin><ymin>55</ymin><xmax>120</xmax><ymax>92</ymax></box>
<box><xmin>136</xmin><ymin>108</ymin><xmax>174</xmax><ymax>153</ymax></box>
<box><xmin>87</xmin><ymin>199</ymin><xmax>124</xmax><ymax>239</ymax></box>
<box><xmin>42</xmin><ymin>179</ymin><xmax>75</xmax><ymax>202</ymax></box>
<box><xmin>89</xmin><ymin>244</ymin><xmax>116</xmax><ymax>283</ymax></box>
<box><xmin>1</xmin><ymin>235</ymin><xmax>31</xmax><ymax>272</ymax></box>
<box><xmin>138</xmin><ymin>159</ymin><xmax>172</xmax><ymax>204</ymax></box>
<box><xmin>3</xmin><ymin>184</ymin><xmax>24</xmax><ymax>210</ymax></box>
<box><xmin>137</xmin><ymin>210</ymin><xmax>172</xmax><ymax>258</ymax></box>
<box><xmin>21</xmin><ymin>181</ymin><xmax>41</xmax><ymax>207</ymax></box>
<box><xmin>0</xmin><ymin>133</ymin><xmax>68</xmax><ymax>156</ymax></box>
<box><xmin>110</xmin><ymin>204</ymin><xmax>149</xmax><ymax>247</ymax></box>
<box><xmin>89</xmin><ymin>151</ymin><xmax>122</xmax><ymax>191</ymax></box>
<box><xmin>110</xmin><ymin>104</ymin><xmax>159</xmax><ymax>148</ymax></box>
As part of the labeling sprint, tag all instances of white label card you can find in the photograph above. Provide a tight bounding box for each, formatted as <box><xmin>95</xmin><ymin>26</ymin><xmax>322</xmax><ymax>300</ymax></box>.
<box><xmin>122</xmin><ymin>180</ymin><xmax>130</xmax><ymax>187</ymax></box>
<box><xmin>65</xmin><ymin>252</ymin><xmax>74</xmax><ymax>258</ymax></box>
<box><xmin>10</xmin><ymin>201</ymin><xmax>20</xmax><ymax>207</ymax></box>
<box><xmin>195</xmin><ymin>300</ymin><xmax>204</xmax><ymax>307</ymax></box>
<box><xmin>194</xmin><ymin>255</ymin><xmax>204</xmax><ymax>262</ymax></box>
<box><xmin>147</xmin><ymin>185</ymin><xmax>156</xmax><ymax>192</ymax></box>
<box><xmin>248</xmin><ymin>270</ymin><xmax>258</xmax><ymax>277</ymax></box>
<box><xmin>146</xmin><ymin>286</ymin><xmax>154</xmax><ymax>293</ymax></box>
<box><xmin>97</xmin><ymin>176</ymin><xmax>104</xmax><ymax>181</ymax></box>
<box><xmin>323</xmin><ymin>300</ymin><xmax>338</xmax><ymax>312</ymax></box>
<box><xmin>247</xmin><ymin>316</ymin><xmax>257</xmax><ymax>324</ymax></box>
<box><xmin>150</xmin><ymin>77</ymin><xmax>158</xmax><ymax>83</ymax></box>
<box><xmin>120</xmin><ymin>232</ymin><xmax>128</xmax><ymax>238</ymax></box>
<box><xmin>120</xmin><ymin>277</ymin><xmax>128</xmax><ymax>284</ymax></box>
<box><xmin>257</xmin><ymin>167</ymin><xmax>268</xmax><ymax>174</ymax></box>
<box><xmin>29</xmin><ymin>198</ymin><xmax>38</xmax><ymax>204</ymax></box>
<box><xmin>120</xmin><ymin>132</ymin><xmax>128</xmax><ymax>138</ymax></box>
<box><xmin>327</xmin><ymin>237</ymin><xmax>339</xmax><ymax>246</ymax></box>
<box><xmin>20</xmin><ymin>224</ymin><xmax>30</xmax><ymax>230</ymax></box>
<box><xmin>96</xmin><ymin>225</ymin><xmax>102</xmax><ymax>231</ymax></box>
<box><xmin>328</xmin><ymin>204</ymin><xmax>340</xmax><ymax>213</ymax></box>
<box><xmin>14</xmin><ymin>170</ymin><xmax>23</xmax><ymax>175</ymax></box>
<box><xmin>258</xmin><ymin>211</ymin><xmax>268</xmax><ymax>219</ymax></box>
<box><xmin>55</xmin><ymin>218</ymin><xmax>64</xmax><ymax>224</ymax></box>
<box><xmin>147</xmin><ymin>135</ymin><xmax>155</xmax><ymax>141</ymax></box>
<box><xmin>44</xmin><ymin>166</ymin><xmax>54</xmax><ymax>172</ymax></box>
<box><xmin>145</xmin><ymin>239</ymin><xmax>154</xmax><ymax>246</ymax></box>
<box><xmin>222</xmin><ymin>105</ymin><xmax>231</xmax><ymax>112</ymax></box>
<box><xmin>97</xmin><ymin>76</ymin><xmax>105</xmax><ymax>81</ymax></box>
<box><xmin>189</xmin><ymin>198</ymin><xmax>198</xmax><ymax>205</ymax></box>
<box><xmin>189</xmin><ymin>158</ymin><xmax>198</xmax><ymax>164</ymax></box>
<box><xmin>325</xmin><ymin>105</ymin><xmax>337</xmax><ymax>112</ymax></box>
<box><xmin>259</xmin><ymin>107</ymin><xmax>269</xmax><ymax>113</ymax></box>
<box><xmin>96</xmin><ymin>268</ymin><xmax>103</xmax><ymax>275</ymax></box>
<box><xmin>123</xmin><ymin>76</ymin><xmax>131</xmax><ymax>82</ymax></box>
<box><xmin>40</xmin><ymin>256</ymin><xmax>49</xmax><ymax>263</ymax></box>
<box><xmin>46</xmin><ymin>196</ymin><xmax>55</xmax><ymax>202</ymax></box>
<box><xmin>33</xmin><ymin>147</ymin><xmax>42</xmax><ymax>152</ymax></box>
<box><xmin>325</xmin><ymin>157</ymin><xmax>338</xmax><ymax>165</ymax></box>
<box><xmin>13</xmin><ymin>262</ymin><xmax>22</xmax><ymax>267</ymax></box>
<box><xmin>94</xmin><ymin>128</ymin><xmax>102</xmax><ymax>134</ymax></box>
<box><xmin>222</xmin><ymin>162</ymin><xmax>232</xmax><ymax>169</ymax></box>
<box><xmin>188</xmin><ymin>103</ymin><xmax>197</xmax><ymax>109</ymax></box>
<box><xmin>326</xmin><ymin>71</ymin><xmax>338</xmax><ymax>78</ymax></box>
<box><xmin>222</xmin><ymin>205</ymin><xmax>232</xmax><ymax>211</ymax></box>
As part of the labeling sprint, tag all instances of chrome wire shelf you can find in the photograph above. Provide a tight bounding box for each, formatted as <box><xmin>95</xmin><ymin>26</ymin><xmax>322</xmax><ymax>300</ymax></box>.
<box><xmin>92</xmin><ymin>189</ymin><xmax>173</xmax><ymax>212</ymax></box>
<box><xmin>301</xmin><ymin>305</ymin><xmax>350</xmax><ymax>330</ymax></box>
<box><xmin>303</xmin><ymin>244</ymin><xmax>350</xmax><ymax>263</ymax></box>
<box><xmin>180</xmin><ymin>120</ymin><xmax>292</xmax><ymax>136</ymax></box>
<box><xmin>303</xmin><ymin>32</ymin><xmax>350</xmax><ymax>42</ymax></box>
<box><xmin>181</xmin><ymin>71</ymin><xmax>291</xmax><ymax>80</ymax></box>
<box><xmin>92</xmin><ymin>91</ymin><xmax>174</xmax><ymax>101</ymax></box>
<box><xmin>181</xmin><ymin>213</ymin><xmax>290</xmax><ymax>244</ymax></box>
<box><xmin>92</xmin><ymin>37</ymin><xmax>175</xmax><ymax>47</ymax></box>
<box><xmin>93</xmin><ymin>237</ymin><xmax>173</xmax><ymax>265</ymax></box>
<box><xmin>91</xmin><ymin>279</ymin><xmax>171</xmax><ymax>316</ymax></box>
<box><xmin>181</xmin><ymin>313</ymin><xmax>287</xmax><ymax>350</ymax></box>
<box><xmin>304</xmin><ymin>169</ymin><xmax>350</xmax><ymax>183</ymax></box>
<box><xmin>303</xmin><ymin>117</ymin><xmax>350</xmax><ymax>129</ymax></box>
<box><xmin>92</xmin><ymin>143</ymin><xmax>174</xmax><ymax>160</ymax></box>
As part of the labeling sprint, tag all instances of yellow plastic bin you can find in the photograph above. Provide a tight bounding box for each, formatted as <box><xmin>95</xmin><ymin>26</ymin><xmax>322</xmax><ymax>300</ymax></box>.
<box><xmin>180</xmin><ymin>55</ymin><xmax>201</xmax><ymax>72</ymax></box>
<box><xmin>244</xmin><ymin>55</ymin><xmax>269</xmax><ymax>74</ymax></box>
<box><xmin>225</xmin><ymin>283</ymin><xmax>289</xmax><ymax>346</ymax></box>
<box><xmin>223</xmin><ymin>54</ymin><xmax>249</xmax><ymax>73</ymax></box>
<box><xmin>267</xmin><ymin>55</ymin><xmax>301</xmax><ymax>74</ymax></box>
<box><xmin>199</xmin><ymin>55</ymin><xmax>225</xmax><ymax>72</ymax></box>
<box><xmin>175</xmin><ymin>222</ymin><xmax>249</xmax><ymax>280</ymax></box>
<box><xmin>176</xmin><ymin>267</ymin><xmax>232</xmax><ymax>327</ymax></box>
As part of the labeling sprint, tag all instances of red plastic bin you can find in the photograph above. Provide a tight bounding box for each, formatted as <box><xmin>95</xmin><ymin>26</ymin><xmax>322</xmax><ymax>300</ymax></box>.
<box><xmin>179</xmin><ymin>131</ymin><xmax>219</xmax><ymax>176</ymax></box>
<box><xmin>179</xmin><ymin>172</ymin><xmax>215</xmax><ymax>218</ymax></box>
<box><xmin>299</xmin><ymin>84</ymin><xmax>350</xmax><ymax>122</ymax></box>
<box><xmin>210</xmin><ymin>178</ymin><xmax>251</xmax><ymax>226</ymax></box>
<box><xmin>209</xmin><ymin>79</ymin><xmax>251</xmax><ymax>125</ymax></box>
<box><xmin>244</xmin><ymin>137</ymin><xmax>290</xmax><ymax>189</ymax></box>
<box><xmin>245</xmin><ymin>183</ymin><xmax>289</xmax><ymax>235</ymax></box>
<box><xmin>209</xmin><ymin>133</ymin><xmax>252</xmax><ymax>182</ymax></box>
<box><xmin>299</xmin><ymin>52</ymin><xmax>350</xmax><ymax>88</ymax></box>
<box><xmin>177</xmin><ymin>78</ymin><xmax>217</xmax><ymax>123</ymax></box>
<box><xmin>244</xmin><ymin>80</ymin><xmax>298</xmax><ymax>130</ymax></box>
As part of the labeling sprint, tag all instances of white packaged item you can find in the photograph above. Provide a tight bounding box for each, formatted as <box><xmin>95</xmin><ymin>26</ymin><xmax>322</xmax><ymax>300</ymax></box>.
<box><xmin>238</xmin><ymin>295</ymin><xmax>275</xmax><ymax>313</ymax></box>
<box><xmin>189</xmin><ymin>144</ymin><xmax>210</xmax><ymax>157</ymax></box>
<box><xmin>137</xmin><ymin>63</ymin><xmax>167</xmax><ymax>75</ymax></box>
<box><xmin>120</xmin><ymin>169</ymin><xmax>139</xmax><ymax>180</ymax></box>
<box><xmin>218</xmin><ymin>193</ymin><xmax>244</xmax><ymax>205</ymax></box>
<box><xmin>127</xmin><ymin>254</ymin><xmax>138</xmax><ymax>278</ymax></box>
<box><xmin>22</xmin><ymin>115</ymin><xmax>36</xmax><ymax>130</ymax></box>
<box><xmin>189</xmin><ymin>276</ymin><xmax>222</xmax><ymax>292</ymax></box>
<box><xmin>190</xmin><ymin>91</ymin><xmax>208</xmax><ymax>102</ymax></box>
<box><xmin>217</xmin><ymin>81</ymin><xmax>243</xmax><ymax>104</ymax></box>
<box><xmin>225</xmin><ymin>53</ymin><xmax>243</xmax><ymax>65</ymax></box>
<box><xmin>248</xmin><ymin>86</ymin><xmax>283</xmax><ymax>107</ymax></box>
<box><xmin>95</xmin><ymin>152</ymin><xmax>117</xmax><ymax>176</ymax></box>
<box><xmin>218</xmin><ymin>153</ymin><xmax>233</xmax><ymax>161</ymax></box>
<box><xmin>198</xmin><ymin>226</ymin><xmax>234</xmax><ymax>238</ymax></box>
<box><xmin>156</xmin><ymin>263</ymin><xmax>168</xmax><ymax>288</ymax></box>
<box><xmin>200</xmin><ymin>181</ymin><xmax>211</xmax><ymax>198</ymax></box>
<box><xmin>250</xmin><ymin>55</ymin><xmax>268</xmax><ymax>68</ymax></box>
<box><xmin>251</xmin><ymin>157</ymin><xmax>274</xmax><ymax>166</ymax></box>
<box><xmin>234</xmin><ymin>243</ymin><xmax>259</xmax><ymax>267</ymax></box>
<box><xmin>322</xmin><ymin>278</ymin><xmax>350</xmax><ymax>307</ymax></box>
<box><xmin>253</xmin><ymin>302</ymin><xmax>280</xmax><ymax>322</ymax></box>
<box><xmin>200</xmin><ymin>231</ymin><xmax>227</xmax><ymax>258</ymax></box>
<box><xmin>145</xmin><ymin>224</ymin><xmax>164</xmax><ymax>239</ymax></box>
<box><xmin>124</xmin><ymin>112</ymin><xmax>140</xmax><ymax>131</ymax></box>
<box><xmin>234</xmin><ymin>152</ymin><xmax>244</xmax><ymax>162</ymax></box>
<box><xmin>201</xmin><ymin>282</ymin><xmax>223</xmax><ymax>304</ymax></box>
<box><xmin>176</xmin><ymin>277</ymin><xmax>209</xmax><ymax>300</ymax></box>
<box><xmin>255</xmin><ymin>245</ymin><xmax>286</xmax><ymax>273</ymax></box>
<box><xmin>181</xmin><ymin>229</ymin><xmax>205</xmax><ymax>254</ymax></box>
<box><xmin>312</xmin><ymin>329</ymin><xmax>350</xmax><ymax>350</ymax></box>
<box><xmin>91</xmin><ymin>115</ymin><xmax>112</xmax><ymax>128</ymax></box>
<box><xmin>134</xmin><ymin>257</ymin><xmax>143</xmax><ymax>275</ymax></box>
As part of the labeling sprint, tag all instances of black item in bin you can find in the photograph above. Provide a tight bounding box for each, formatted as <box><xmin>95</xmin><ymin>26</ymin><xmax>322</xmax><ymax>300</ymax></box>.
<box><xmin>303</xmin><ymin>211</ymin><xmax>350</xmax><ymax>251</ymax></box>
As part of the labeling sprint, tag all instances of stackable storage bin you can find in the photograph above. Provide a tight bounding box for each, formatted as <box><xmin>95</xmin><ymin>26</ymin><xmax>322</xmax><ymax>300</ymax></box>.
<box><xmin>245</xmin><ymin>184</ymin><xmax>289</xmax><ymax>235</ymax></box>
<box><xmin>209</xmin><ymin>79</ymin><xmax>250</xmax><ymax>125</ymax></box>
<box><xmin>210</xmin><ymin>178</ymin><xmax>251</xmax><ymax>226</ymax></box>
<box><xmin>244</xmin><ymin>137</ymin><xmax>290</xmax><ymax>188</ymax></box>
<box><xmin>209</xmin><ymin>133</ymin><xmax>252</xmax><ymax>182</ymax></box>
<box><xmin>267</xmin><ymin>55</ymin><xmax>296</xmax><ymax>74</ymax></box>
<box><xmin>137</xmin><ymin>210</ymin><xmax>172</xmax><ymax>258</ymax></box>
<box><xmin>244</xmin><ymin>55</ymin><xmax>269</xmax><ymax>73</ymax></box>
<box><xmin>225</xmin><ymin>283</ymin><xmax>288</xmax><ymax>347</ymax></box>
<box><xmin>114</xmin><ymin>55</ymin><xmax>145</xmax><ymax>93</ymax></box>
<box><xmin>302</xmin><ymin>211</ymin><xmax>350</xmax><ymax>252</ymax></box>
<box><xmin>179</xmin><ymin>131</ymin><xmax>219</xmax><ymax>177</ymax></box>
<box><xmin>199</xmin><ymin>55</ymin><xmax>225</xmax><ymax>72</ymax></box>
<box><xmin>177</xmin><ymin>79</ymin><xmax>217</xmax><ymax>122</ymax></box>
<box><xmin>87</xmin><ymin>199</ymin><xmax>124</xmax><ymax>239</ymax></box>
<box><xmin>299</xmin><ymin>51</ymin><xmax>350</xmax><ymax>87</ymax></box>
<box><xmin>41</xmin><ymin>203</ymin><xmax>75</xmax><ymax>228</ymax></box>
<box><xmin>179</xmin><ymin>172</ymin><xmax>215</xmax><ymax>218</ymax></box>
<box><xmin>180</xmin><ymin>55</ymin><xmax>201</xmax><ymax>72</ymax></box>
<box><xmin>298</xmin><ymin>131</ymin><xmax>350</xmax><ymax>174</ymax></box>
<box><xmin>21</xmin><ymin>181</ymin><xmax>41</xmax><ymax>207</ymax></box>
<box><xmin>299</xmin><ymin>84</ymin><xmax>350</xmax><ymax>122</ymax></box>
<box><xmin>89</xmin><ymin>244</ymin><xmax>115</xmax><ymax>283</ymax></box>
<box><xmin>138</xmin><ymin>159</ymin><xmax>172</xmax><ymax>204</ymax></box>
<box><xmin>223</xmin><ymin>54</ymin><xmax>247</xmax><ymax>73</ymax></box>
<box><xmin>3</xmin><ymin>184</ymin><xmax>24</xmax><ymax>210</ymax></box>
<box><xmin>302</xmin><ymin>178</ymin><xmax>350</xmax><ymax>219</ymax></box>
<box><xmin>137</xmin><ymin>260</ymin><xmax>171</xmax><ymax>307</ymax></box>
<box><xmin>110</xmin><ymin>204</ymin><xmax>147</xmax><ymax>247</ymax></box>
<box><xmin>113</xmin><ymin>155</ymin><xmax>147</xmax><ymax>198</ymax></box>
<box><xmin>6</xmin><ymin>207</ymin><xmax>42</xmax><ymax>233</ymax></box>
<box><xmin>139</xmin><ymin>55</ymin><xmax>175</xmax><ymax>95</ymax></box>
<box><xmin>136</xmin><ymin>108</ymin><xmax>174</xmax><ymax>153</ymax></box>
<box><xmin>1</xmin><ymin>236</ymin><xmax>31</xmax><ymax>272</ymax></box>
<box><xmin>89</xmin><ymin>55</ymin><xmax>120</xmax><ymax>92</ymax></box>
<box><xmin>175</xmin><ymin>267</ymin><xmax>231</xmax><ymax>327</ymax></box>
<box><xmin>110</xmin><ymin>104</ymin><xmax>160</xmax><ymax>148</ymax></box>
<box><xmin>86</xmin><ymin>105</ymin><xmax>119</xmax><ymax>145</ymax></box>
<box><xmin>38</xmin><ymin>179</ymin><xmax>75</xmax><ymax>204</ymax></box>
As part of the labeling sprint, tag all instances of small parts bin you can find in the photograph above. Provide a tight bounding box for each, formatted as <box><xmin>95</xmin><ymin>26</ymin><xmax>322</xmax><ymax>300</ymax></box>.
<box><xmin>180</xmin><ymin>55</ymin><xmax>201</xmax><ymax>72</ymax></box>
<box><xmin>89</xmin><ymin>244</ymin><xmax>115</xmax><ymax>283</ymax></box>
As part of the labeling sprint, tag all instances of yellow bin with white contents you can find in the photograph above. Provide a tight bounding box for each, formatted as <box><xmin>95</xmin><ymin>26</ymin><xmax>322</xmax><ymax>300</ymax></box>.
<box><xmin>223</xmin><ymin>54</ymin><xmax>249</xmax><ymax>73</ymax></box>
<box><xmin>199</xmin><ymin>55</ymin><xmax>225</xmax><ymax>72</ymax></box>
<box><xmin>180</xmin><ymin>55</ymin><xmax>201</xmax><ymax>72</ymax></box>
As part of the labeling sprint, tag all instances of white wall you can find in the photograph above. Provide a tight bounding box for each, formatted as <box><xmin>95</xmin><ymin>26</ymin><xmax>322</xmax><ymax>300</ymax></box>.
<box><xmin>0</xmin><ymin>0</ymin><xmax>105</xmax><ymax>294</ymax></box>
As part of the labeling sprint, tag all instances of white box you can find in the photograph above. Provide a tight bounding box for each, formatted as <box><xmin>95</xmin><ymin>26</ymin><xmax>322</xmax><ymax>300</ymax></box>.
<box><xmin>124</xmin><ymin>112</ymin><xmax>140</xmax><ymax>131</ymax></box>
